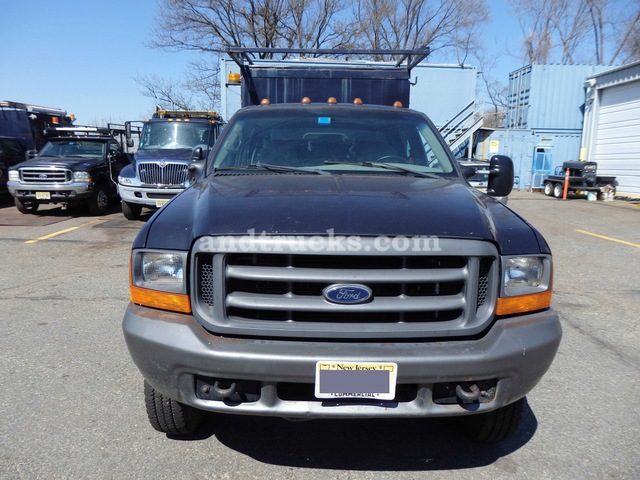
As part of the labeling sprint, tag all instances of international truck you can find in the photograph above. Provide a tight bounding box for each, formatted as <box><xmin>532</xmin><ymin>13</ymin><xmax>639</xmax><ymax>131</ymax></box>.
<box><xmin>117</xmin><ymin>108</ymin><xmax>224</xmax><ymax>220</ymax></box>
<box><xmin>123</xmin><ymin>48</ymin><xmax>561</xmax><ymax>443</ymax></box>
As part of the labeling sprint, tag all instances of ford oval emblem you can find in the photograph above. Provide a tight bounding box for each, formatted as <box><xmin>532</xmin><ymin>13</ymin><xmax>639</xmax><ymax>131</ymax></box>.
<box><xmin>323</xmin><ymin>284</ymin><xmax>373</xmax><ymax>305</ymax></box>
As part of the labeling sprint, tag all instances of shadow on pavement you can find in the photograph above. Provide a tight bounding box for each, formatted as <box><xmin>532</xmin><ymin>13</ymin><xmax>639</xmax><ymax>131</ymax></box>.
<box><xmin>175</xmin><ymin>400</ymin><xmax>537</xmax><ymax>471</ymax></box>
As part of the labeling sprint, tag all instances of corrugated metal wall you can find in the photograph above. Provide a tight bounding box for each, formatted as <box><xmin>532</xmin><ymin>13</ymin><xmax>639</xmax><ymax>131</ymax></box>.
<box><xmin>507</xmin><ymin>64</ymin><xmax>610</xmax><ymax>130</ymax></box>
<box><xmin>477</xmin><ymin>129</ymin><xmax>582</xmax><ymax>190</ymax></box>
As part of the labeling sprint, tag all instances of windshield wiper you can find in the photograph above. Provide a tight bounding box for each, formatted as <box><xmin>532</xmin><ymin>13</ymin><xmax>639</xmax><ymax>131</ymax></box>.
<box><xmin>324</xmin><ymin>161</ymin><xmax>443</xmax><ymax>179</ymax></box>
<box><xmin>215</xmin><ymin>164</ymin><xmax>329</xmax><ymax>175</ymax></box>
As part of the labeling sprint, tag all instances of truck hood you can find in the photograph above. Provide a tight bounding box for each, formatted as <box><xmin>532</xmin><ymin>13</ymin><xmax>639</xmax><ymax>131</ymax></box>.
<box><xmin>12</xmin><ymin>156</ymin><xmax>104</xmax><ymax>171</ymax></box>
<box><xmin>139</xmin><ymin>173</ymin><xmax>544</xmax><ymax>254</ymax></box>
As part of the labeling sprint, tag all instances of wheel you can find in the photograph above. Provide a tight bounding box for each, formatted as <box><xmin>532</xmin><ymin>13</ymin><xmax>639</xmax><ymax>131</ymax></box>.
<box><xmin>459</xmin><ymin>397</ymin><xmax>524</xmax><ymax>443</ymax></box>
<box><xmin>15</xmin><ymin>197</ymin><xmax>39</xmax><ymax>214</ymax></box>
<box><xmin>543</xmin><ymin>182</ymin><xmax>553</xmax><ymax>196</ymax></box>
<box><xmin>144</xmin><ymin>380</ymin><xmax>204</xmax><ymax>435</ymax></box>
<box><xmin>88</xmin><ymin>185</ymin><xmax>109</xmax><ymax>215</ymax></box>
<box><xmin>122</xmin><ymin>200</ymin><xmax>142</xmax><ymax>220</ymax></box>
<box><xmin>553</xmin><ymin>183</ymin><xmax>563</xmax><ymax>198</ymax></box>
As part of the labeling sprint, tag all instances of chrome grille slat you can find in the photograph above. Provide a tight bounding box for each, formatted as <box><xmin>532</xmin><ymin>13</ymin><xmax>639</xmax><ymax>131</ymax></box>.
<box><xmin>137</xmin><ymin>162</ymin><xmax>188</xmax><ymax>186</ymax></box>
<box><xmin>226</xmin><ymin>265</ymin><xmax>468</xmax><ymax>283</ymax></box>
<box><xmin>226</xmin><ymin>292</ymin><xmax>466</xmax><ymax>312</ymax></box>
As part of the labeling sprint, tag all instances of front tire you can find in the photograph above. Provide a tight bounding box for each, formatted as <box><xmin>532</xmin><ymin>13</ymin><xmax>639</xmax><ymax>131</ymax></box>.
<box><xmin>15</xmin><ymin>197</ymin><xmax>38</xmax><ymax>214</ymax></box>
<box><xmin>459</xmin><ymin>397</ymin><xmax>524</xmax><ymax>443</ymax></box>
<box><xmin>144</xmin><ymin>380</ymin><xmax>204</xmax><ymax>436</ymax></box>
<box><xmin>122</xmin><ymin>200</ymin><xmax>142</xmax><ymax>220</ymax></box>
<box><xmin>88</xmin><ymin>185</ymin><xmax>109</xmax><ymax>215</ymax></box>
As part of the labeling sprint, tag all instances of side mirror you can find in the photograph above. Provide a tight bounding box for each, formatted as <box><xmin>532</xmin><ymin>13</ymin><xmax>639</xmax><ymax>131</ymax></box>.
<box><xmin>487</xmin><ymin>155</ymin><xmax>514</xmax><ymax>197</ymax></box>
<box><xmin>126</xmin><ymin>138</ymin><xmax>134</xmax><ymax>148</ymax></box>
<box><xmin>192</xmin><ymin>147</ymin><xmax>204</xmax><ymax>161</ymax></box>
<box><xmin>187</xmin><ymin>162</ymin><xmax>203</xmax><ymax>183</ymax></box>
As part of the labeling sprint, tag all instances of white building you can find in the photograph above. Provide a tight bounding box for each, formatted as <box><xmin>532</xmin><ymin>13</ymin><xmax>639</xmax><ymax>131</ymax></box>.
<box><xmin>582</xmin><ymin>61</ymin><xmax>640</xmax><ymax>196</ymax></box>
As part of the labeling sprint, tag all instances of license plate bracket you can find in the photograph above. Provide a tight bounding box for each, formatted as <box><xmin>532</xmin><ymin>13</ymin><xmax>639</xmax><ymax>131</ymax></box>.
<box><xmin>315</xmin><ymin>361</ymin><xmax>398</xmax><ymax>400</ymax></box>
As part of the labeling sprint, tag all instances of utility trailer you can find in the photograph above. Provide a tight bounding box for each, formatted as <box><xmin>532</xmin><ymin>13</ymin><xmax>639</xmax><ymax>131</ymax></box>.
<box><xmin>543</xmin><ymin>161</ymin><xmax>617</xmax><ymax>200</ymax></box>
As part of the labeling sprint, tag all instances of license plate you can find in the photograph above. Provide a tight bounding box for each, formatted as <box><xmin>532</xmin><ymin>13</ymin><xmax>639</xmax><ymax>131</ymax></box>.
<box><xmin>155</xmin><ymin>199</ymin><xmax>170</xmax><ymax>208</ymax></box>
<box><xmin>36</xmin><ymin>192</ymin><xmax>50</xmax><ymax>200</ymax></box>
<box><xmin>315</xmin><ymin>361</ymin><xmax>398</xmax><ymax>400</ymax></box>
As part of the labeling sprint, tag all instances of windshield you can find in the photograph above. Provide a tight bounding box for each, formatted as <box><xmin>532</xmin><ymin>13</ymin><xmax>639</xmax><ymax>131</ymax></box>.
<box><xmin>39</xmin><ymin>139</ymin><xmax>105</xmax><ymax>158</ymax></box>
<box><xmin>210</xmin><ymin>108</ymin><xmax>455</xmax><ymax>175</ymax></box>
<box><xmin>139</xmin><ymin>121</ymin><xmax>216</xmax><ymax>150</ymax></box>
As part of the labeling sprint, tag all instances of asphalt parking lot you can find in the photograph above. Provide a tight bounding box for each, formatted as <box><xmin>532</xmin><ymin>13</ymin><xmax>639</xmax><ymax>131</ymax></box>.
<box><xmin>0</xmin><ymin>191</ymin><xmax>638</xmax><ymax>480</ymax></box>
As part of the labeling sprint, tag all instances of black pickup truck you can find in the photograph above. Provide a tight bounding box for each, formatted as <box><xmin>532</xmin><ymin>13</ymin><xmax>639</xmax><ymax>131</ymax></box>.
<box><xmin>7</xmin><ymin>126</ymin><xmax>131</xmax><ymax>215</ymax></box>
<box><xmin>123</xmin><ymin>100</ymin><xmax>561</xmax><ymax>442</ymax></box>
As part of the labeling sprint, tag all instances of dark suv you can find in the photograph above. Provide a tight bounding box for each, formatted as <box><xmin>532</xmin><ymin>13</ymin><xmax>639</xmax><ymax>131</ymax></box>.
<box><xmin>7</xmin><ymin>130</ymin><xmax>130</xmax><ymax>215</ymax></box>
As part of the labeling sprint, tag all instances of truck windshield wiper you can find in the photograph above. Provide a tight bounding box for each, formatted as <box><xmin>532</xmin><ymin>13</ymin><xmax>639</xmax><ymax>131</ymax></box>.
<box><xmin>215</xmin><ymin>164</ymin><xmax>329</xmax><ymax>175</ymax></box>
<box><xmin>324</xmin><ymin>161</ymin><xmax>443</xmax><ymax>179</ymax></box>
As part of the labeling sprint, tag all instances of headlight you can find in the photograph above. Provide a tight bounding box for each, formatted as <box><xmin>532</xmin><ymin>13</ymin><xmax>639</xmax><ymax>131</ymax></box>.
<box><xmin>130</xmin><ymin>250</ymin><xmax>190</xmax><ymax>313</ymax></box>
<box><xmin>497</xmin><ymin>255</ymin><xmax>553</xmax><ymax>315</ymax></box>
<box><xmin>142</xmin><ymin>253</ymin><xmax>184</xmax><ymax>284</ymax></box>
<box><xmin>118</xmin><ymin>176</ymin><xmax>134</xmax><ymax>185</ymax></box>
<box><xmin>504</xmin><ymin>257</ymin><xmax>543</xmax><ymax>288</ymax></box>
<box><xmin>73</xmin><ymin>171</ymin><xmax>92</xmax><ymax>182</ymax></box>
<box><xmin>8</xmin><ymin>170</ymin><xmax>20</xmax><ymax>181</ymax></box>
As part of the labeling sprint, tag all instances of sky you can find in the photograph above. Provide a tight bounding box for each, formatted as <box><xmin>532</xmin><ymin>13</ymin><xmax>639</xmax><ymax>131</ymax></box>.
<box><xmin>0</xmin><ymin>0</ymin><xmax>522</xmax><ymax>125</ymax></box>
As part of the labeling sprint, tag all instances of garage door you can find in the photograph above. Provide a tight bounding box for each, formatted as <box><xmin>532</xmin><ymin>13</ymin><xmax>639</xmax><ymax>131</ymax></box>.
<box><xmin>593</xmin><ymin>81</ymin><xmax>640</xmax><ymax>194</ymax></box>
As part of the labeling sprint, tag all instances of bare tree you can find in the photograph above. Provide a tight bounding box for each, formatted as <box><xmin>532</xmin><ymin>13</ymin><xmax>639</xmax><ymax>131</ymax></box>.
<box><xmin>134</xmin><ymin>74</ymin><xmax>196</xmax><ymax>112</ymax></box>
<box><xmin>150</xmin><ymin>0</ymin><xmax>352</xmax><ymax>57</ymax></box>
<box><xmin>608</xmin><ymin>2</ymin><xmax>640</xmax><ymax>64</ymax></box>
<box><xmin>349</xmin><ymin>0</ymin><xmax>489</xmax><ymax>62</ymax></box>
<box><xmin>474</xmin><ymin>51</ymin><xmax>509</xmax><ymax>128</ymax></box>
<box><xmin>510</xmin><ymin>0</ymin><xmax>640</xmax><ymax>65</ymax></box>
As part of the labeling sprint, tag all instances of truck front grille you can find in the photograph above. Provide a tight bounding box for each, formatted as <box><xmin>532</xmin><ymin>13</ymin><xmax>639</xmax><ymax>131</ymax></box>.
<box><xmin>19</xmin><ymin>167</ymin><xmax>72</xmax><ymax>184</ymax></box>
<box><xmin>137</xmin><ymin>162</ymin><xmax>188</xmax><ymax>187</ymax></box>
<box><xmin>192</xmin><ymin>237</ymin><xmax>499</xmax><ymax>340</ymax></box>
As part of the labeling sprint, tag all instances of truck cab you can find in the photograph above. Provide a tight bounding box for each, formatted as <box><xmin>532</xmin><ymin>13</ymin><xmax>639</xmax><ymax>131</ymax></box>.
<box><xmin>117</xmin><ymin>109</ymin><xmax>224</xmax><ymax>220</ymax></box>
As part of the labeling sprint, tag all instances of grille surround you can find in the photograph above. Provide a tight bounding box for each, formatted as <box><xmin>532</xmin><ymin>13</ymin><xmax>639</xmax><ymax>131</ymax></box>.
<box><xmin>192</xmin><ymin>236</ymin><xmax>499</xmax><ymax>340</ymax></box>
<box><xmin>137</xmin><ymin>161</ymin><xmax>189</xmax><ymax>186</ymax></box>
<box><xmin>19</xmin><ymin>167</ymin><xmax>72</xmax><ymax>184</ymax></box>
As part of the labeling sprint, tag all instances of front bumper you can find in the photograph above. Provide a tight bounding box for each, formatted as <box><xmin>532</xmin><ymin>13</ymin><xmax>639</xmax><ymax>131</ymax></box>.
<box><xmin>118</xmin><ymin>184</ymin><xmax>184</xmax><ymax>208</ymax></box>
<box><xmin>123</xmin><ymin>303</ymin><xmax>562</xmax><ymax>418</ymax></box>
<box><xmin>7</xmin><ymin>181</ymin><xmax>93</xmax><ymax>201</ymax></box>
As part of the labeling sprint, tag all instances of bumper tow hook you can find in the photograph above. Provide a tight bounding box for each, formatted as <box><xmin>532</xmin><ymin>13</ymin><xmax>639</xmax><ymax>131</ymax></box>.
<box><xmin>456</xmin><ymin>384</ymin><xmax>481</xmax><ymax>403</ymax></box>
